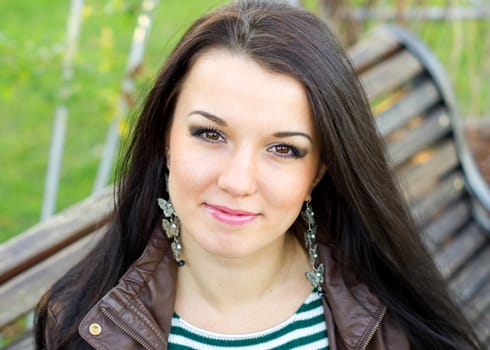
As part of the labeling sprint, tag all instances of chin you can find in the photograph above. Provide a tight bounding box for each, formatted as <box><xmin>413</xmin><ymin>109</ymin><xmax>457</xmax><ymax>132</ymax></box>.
<box><xmin>204</xmin><ymin>244</ymin><xmax>252</xmax><ymax>260</ymax></box>
<box><xmin>198</xmin><ymin>237</ymin><xmax>262</xmax><ymax>261</ymax></box>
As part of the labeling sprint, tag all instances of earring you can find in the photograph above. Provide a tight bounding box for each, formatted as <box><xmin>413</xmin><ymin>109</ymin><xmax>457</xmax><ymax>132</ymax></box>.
<box><xmin>301</xmin><ymin>200</ymin><xmax>324</xmax><ymax>295</ymax></box>
<box><xmin>157</xmin><ymin>175</ymin><xmax>185</xmax><ymax>267</ymax></box>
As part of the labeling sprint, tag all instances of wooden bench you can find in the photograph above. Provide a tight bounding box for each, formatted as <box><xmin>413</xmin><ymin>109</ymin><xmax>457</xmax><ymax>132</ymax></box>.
<box><xmin>348</xmin><ymin>25</ymin><xmax>490</xmax><ymax>347</ymax></box>
<box><xmin>0</xmin><ymin>188</ymin><xmax>114</xmax><ymax>349</ymax></box>
<box><xmin>1</xmin><ymin>24</ymin><xmax>489</xmax><ymax>349</ymax></box>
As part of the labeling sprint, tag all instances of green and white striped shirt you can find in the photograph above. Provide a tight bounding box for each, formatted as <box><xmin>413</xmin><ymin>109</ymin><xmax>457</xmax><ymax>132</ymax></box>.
<box><xmin>168</xmin><ymin>291</ymin><xmax>328</xmax><ymax>349</ymax></box>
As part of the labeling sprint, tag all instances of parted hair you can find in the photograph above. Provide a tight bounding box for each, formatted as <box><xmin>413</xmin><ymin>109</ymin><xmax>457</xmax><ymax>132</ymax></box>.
<box><xmin>36</xmin><ymin>1</ymin><xmax>480</xmax><ymax>349</ymax></box>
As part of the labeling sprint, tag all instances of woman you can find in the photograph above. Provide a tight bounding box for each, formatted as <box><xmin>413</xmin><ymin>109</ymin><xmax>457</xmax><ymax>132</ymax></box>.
<box><xmin>36</xmin><ymin>1</ymin><xmax>481</xmax><ymax>349</ymax></box>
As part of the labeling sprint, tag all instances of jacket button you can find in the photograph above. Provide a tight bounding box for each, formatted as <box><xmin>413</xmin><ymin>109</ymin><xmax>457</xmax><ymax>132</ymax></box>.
<box><xmin>89</xmin><ymin>323</ymin><xmax>102</xmax><ymax>336</ymax></box>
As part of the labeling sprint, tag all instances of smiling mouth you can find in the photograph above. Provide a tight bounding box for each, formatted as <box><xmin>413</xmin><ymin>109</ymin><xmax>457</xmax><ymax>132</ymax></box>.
<box><xmin>204</xmin><ymin>204</ymin><xmax>259</xmax><ymax>226</ymax></box>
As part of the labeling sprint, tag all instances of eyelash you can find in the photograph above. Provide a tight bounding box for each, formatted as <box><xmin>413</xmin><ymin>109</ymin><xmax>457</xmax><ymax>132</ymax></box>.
<box><xmin>267</xmin><ymin>143</ymin><xmax>304</xmax><ymax>159</ymax></box>
<box><xmin>190</xmin><ymin>126</ymin><xmax>226</xmax><ymax>144</ymax></box>
<box><xmin>189</xmin><ymin>126</ymin><xmax>305</xmax><ymax>159</ymax></box>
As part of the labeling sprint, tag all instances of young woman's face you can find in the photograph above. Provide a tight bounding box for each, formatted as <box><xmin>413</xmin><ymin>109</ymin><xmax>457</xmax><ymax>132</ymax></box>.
<box><xmin>167</xmin><ymin>48</ymin><xmax>325</xmax><ymax>261</ymax></box>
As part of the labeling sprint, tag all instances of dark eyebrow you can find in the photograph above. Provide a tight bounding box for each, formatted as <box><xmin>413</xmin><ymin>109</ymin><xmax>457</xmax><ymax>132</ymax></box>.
<box><xmin>273</xmin><ymin>131</ymin><xmax>313</xmax><ymax>144</ymax></box>
<box><xmin>187</xmin><ymin>110</ymin><xmax>227</xmax><ymax>126</ymax></box>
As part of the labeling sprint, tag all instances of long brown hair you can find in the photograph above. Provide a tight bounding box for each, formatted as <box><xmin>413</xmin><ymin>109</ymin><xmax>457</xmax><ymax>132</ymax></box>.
<box><xmin>36</xmin><ymin>1</ymin><xmax>480</xmax><ymax>348</ymax></box>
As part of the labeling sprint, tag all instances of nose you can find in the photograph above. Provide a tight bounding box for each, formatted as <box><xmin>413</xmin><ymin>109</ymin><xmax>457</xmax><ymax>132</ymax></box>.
<box><xmin>217</xmin><ymin>146</ymin><xmax>257</xmax><ymax>197</ymax></box>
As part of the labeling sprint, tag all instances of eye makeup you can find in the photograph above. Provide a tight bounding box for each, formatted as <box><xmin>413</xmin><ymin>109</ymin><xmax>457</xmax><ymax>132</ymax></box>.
<box><xmin>189</xmin><ymin>125</ymin><xmax>227</xmax><ymax>144</ymax></box>
<box><xmin>267</xmin><ymin>142</ymin><xmax>307</xmax><ymax>159</ymax></box>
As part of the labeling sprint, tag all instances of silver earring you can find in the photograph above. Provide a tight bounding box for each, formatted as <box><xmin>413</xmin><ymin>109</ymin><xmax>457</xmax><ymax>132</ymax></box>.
<box><xmin>302</xmin><ymin>200</ymin><xmax>324</xmax><ymax>295</ymax></box>
<box><xmin>158</xmin><ymin>175</ymin><xmax>185</xmax><ymax>266</ymax></box>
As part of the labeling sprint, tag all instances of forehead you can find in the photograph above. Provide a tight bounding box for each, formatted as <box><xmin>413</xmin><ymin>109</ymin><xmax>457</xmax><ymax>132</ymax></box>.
<box><xmin>185</xmin><ymin>48</ymin><xmax>304</xmax><ymax>91</ymax></box>
<box><xmin>177</xmin><ymin>48</ymin><xmax>314</xmax><ymax>129</ymax></box>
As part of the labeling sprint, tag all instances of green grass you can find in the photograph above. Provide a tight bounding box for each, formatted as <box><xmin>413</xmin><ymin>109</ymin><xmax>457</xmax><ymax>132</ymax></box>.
<box><xmin>0</xmin><ymin>0</ymin><xmax>488</xmax><ymax>242</ymax></box>
<box><xmin>0</xmin><ymin>0</ymin><xmax>227</xmax><ymax>242</ymax></box>
<box><xmin>413</xmin><ymin>19</ymin><xmax>490</xmax><ymax>116</ymax></box>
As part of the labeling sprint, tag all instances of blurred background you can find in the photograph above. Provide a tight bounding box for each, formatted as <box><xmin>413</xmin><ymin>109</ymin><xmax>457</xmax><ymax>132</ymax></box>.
<box><xmin>1</xmin><ymin>0</ymin><xmax>489</xmax><ymax>243</ymax></box>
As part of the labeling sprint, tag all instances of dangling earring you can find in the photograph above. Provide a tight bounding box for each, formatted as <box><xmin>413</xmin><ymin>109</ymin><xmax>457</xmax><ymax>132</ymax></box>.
<box><xmin>157</xmin><ymin>174</ymin><xmax>185</xmax><ymax>267</ymax></box>
<box><xmin>302</xmin><ymin>200</ymin><xmax>324</xmax><ymax>295</ymax></box>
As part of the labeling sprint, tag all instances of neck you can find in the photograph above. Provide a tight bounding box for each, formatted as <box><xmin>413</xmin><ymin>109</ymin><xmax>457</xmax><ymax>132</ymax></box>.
<box><xmin>175</xmin><ymin>232</ymin><xmax>310</xmax><ymax>313</ymax></box>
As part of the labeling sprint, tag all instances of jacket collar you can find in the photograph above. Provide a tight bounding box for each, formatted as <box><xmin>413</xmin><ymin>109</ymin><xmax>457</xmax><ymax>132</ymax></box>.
<box><xmin>318</xmin><ymin>244</ymin><xmax>386</xmax><ymax>349</ymax></box>
<box><xmin>79</xmin><ymin>226</ymin><xmax>385</xmax><ymax>350</ymax></box>
<box><xmin>79</xmin><ymin>225</ymin><xmax>176</xmax><ymax>349</ymax></box>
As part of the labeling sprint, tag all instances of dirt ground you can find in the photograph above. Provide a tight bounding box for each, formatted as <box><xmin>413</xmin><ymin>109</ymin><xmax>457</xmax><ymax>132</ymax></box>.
<box><xmin>466</xmin><ymin>122</ymin><xmax>490</xmax><ymax>186</ymax></box>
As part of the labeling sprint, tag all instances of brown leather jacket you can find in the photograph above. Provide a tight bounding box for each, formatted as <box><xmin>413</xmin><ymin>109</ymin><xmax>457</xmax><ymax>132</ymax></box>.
<box><xmin>46</xmin><ymin>225</ymin><xmax>410</xmax><ymax>349</ymax></box>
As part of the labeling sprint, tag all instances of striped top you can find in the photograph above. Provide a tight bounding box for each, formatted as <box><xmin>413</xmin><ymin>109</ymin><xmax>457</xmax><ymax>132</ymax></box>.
<box><xmin>168</xmin><ymin>291</ymin><xmax>328</xmax><ymax>349</ymax></box>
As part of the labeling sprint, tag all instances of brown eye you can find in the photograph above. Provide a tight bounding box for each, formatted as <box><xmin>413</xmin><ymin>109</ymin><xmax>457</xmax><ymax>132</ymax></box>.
<box><xmin>204</xmin><ymin>131</ymin><xmax>221</xmax><ymax>141</ymax></box>
<box><xmin>275</xmin><ymin>145</ymin><xmax>290</xmax><ymax>154</ymax></box>
<box><xmin>268</xmin><ymin>143</ymin><xmax>304</xmax><ymax>159</ymax></box>
<box><xmin>190</xmin><ymin>126</ymin><xmax>226</xmax><ymax>143</ymax></box>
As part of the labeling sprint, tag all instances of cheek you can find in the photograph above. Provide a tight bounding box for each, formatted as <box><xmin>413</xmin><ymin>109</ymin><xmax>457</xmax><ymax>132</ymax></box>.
<box><xmin>167</xmin><ymin>139</ymin><xmax>222</xmax><ymax>201</ymax></box>
<box><xmin>262</xmin><ymin>162</ymin><xmax>320</xmax><ymax>227</ymax></box>
<box><xmin>169</xmin><ymin>153</ymin><xmax>210</xmax><ymax>194</ymax></box>
<box><xmin>259</xmin><ymin>175</ymin><xmax>307</xmax><ymax>236</ymax></box>
<box><xmin>259</xmin><ymin>166</ymin><xmax>314</xmax><ymax>210</ymax></box>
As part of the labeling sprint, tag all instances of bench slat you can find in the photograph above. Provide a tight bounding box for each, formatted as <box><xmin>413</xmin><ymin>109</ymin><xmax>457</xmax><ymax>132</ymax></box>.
<box><xmin>473</xmin><ymin>314</ymin><xmax>490</xmax><ymax>347</ymax></box>
<box><xmin>422</xmin><ymin>200</ymin><xmax>471</xmax><ymax>251</ymax></box>
<box><xmin>359</xmin><ymin>50</ymin><xmax>423</xmax><ymax>101</ymax></box>
<box><xmin>435</xmin><ymin>224</ymin><xmax>486</xmax><ymax>278</ymax></box>
<box><xmin>399</xmin><ymin>140</ymin><xmax>459</xmax><ymax>203</ymax></box>
<box><xmin>461</xmin><ymin>272</ymin><xmax>490</xmax><ymax>323</ymax></box>
<box><xmin>411</xmin><ymin>171</ymin><xmax>466</xmax><ymax>224</ymax></box>
<box><xmin>0</xmin><ymin>228</ymin><xmax>104</xmax><ymax>327</ymax></box>
<box><xmin>375</xmin><ymin>79</ymin><xmax>439</xmax><ymax>137</ymax></box>
<box><xmin>449</xmin><ymin>244</ymin><xmax>490</xmax><ymax>303</ymax></box>
<box><xmin>348</xmin><ymin>27</ymin><xmax>401</xmax><ymax>73</ymax></box>
<box><xmin>387</xmin><ymin>107</ymin><xmax>452</xmax><ymax>167</ymax></box>
<box><xmin>3</xmin><ymin>332</ymin><xmax>34</xmax><ymax>350</ymax></box>
<box><xmin>0</xmin><ymin>188</ymin><xmax>113</xmax><ymax>285</ymax></box>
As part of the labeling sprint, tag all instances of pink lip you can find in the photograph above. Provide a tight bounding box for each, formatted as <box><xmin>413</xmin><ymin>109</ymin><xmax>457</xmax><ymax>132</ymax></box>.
<box><xmin>204</xmin><ymin>204</ymin><xmax>258</xmax><ymax>226</ymax></box>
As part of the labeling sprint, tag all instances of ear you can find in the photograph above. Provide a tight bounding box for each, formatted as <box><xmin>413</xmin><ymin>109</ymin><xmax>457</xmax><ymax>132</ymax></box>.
<box><xmin>305</xmin><ymin>163</ymin><xmax>327</xmax><ymax>201</ymax></box>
